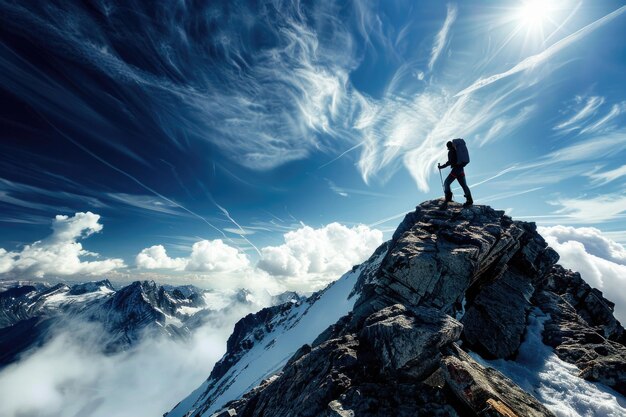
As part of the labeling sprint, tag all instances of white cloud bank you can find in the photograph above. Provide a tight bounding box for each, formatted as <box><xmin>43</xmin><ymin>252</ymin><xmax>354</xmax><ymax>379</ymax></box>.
<box><xmin>136</xmin><ymin>240</ymin><xmax>250</xmax><ymax>273</ymax></box>
<box><xmin>137</xmin><ymin>223</ymin><xmax>383</xmax><ymax>293</ymax></box>
<box><xmin>257</xmin><ymin>223</ymin><xmax>383</xmax><ymax>291</ymax></box>
<box><xmin>0</xmin><ymin>302</ymin><xmax>260</xmax><ymax>417</ymax></box>
<box><xmin>0</xmin><ymin>212</ymin><xmax>124</xmax><ymax>278</ymax></box>
<box><xmin>0</xmin><ymin>211</ymin><xmax>382</xmax><ymax>295</ymax></box>
<box><xmin>539</xmin><ymin>225</ymin><xmax>626</xmax><ymax>323</ymax></box>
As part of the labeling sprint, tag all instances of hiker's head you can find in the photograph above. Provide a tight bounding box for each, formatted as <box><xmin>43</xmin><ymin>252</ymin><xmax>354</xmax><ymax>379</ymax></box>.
<box><xmin>446</xmin><ymin>141</ymin><xmax>454</xmax><ymax>150</ymax></box>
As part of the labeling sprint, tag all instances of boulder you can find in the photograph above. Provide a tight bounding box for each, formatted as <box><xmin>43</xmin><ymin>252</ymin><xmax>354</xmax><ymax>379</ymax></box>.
<box><xmin>441</xmin><ymin>345</ymin><xmax>555</xmax><ymax>417</ymax></box>
<box><xmin>359</xmin><ymin>304</ymin><xmax>462</xmax><ymax>378</ymax></box>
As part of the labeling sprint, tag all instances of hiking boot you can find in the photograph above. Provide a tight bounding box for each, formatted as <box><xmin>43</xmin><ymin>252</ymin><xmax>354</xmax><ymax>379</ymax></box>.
<box><xmin>463</xmin><ymin>196</ymin><xmax>473</xmax><ymax>207</ymax></box>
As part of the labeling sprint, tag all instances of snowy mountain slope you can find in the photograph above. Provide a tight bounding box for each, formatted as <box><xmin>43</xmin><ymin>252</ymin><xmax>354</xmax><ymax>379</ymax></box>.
<box><xmin>472</xmin><ymin>309</ymin><xmax>626</xmax><ymax>417</ymax></box>
<box><xmin>167</xmin><ymin>200</ymin><xmax>626</xmax><ymax>417</ymax></box>
<box><xmin>167</xmin><ymin>243</ymin><xmax>388</xmax><ymax>417</ymax></box>
<box><xmin>0</xmin><ymin>280</ymin><xmax>294</xmax><ymax>367</ymax></box>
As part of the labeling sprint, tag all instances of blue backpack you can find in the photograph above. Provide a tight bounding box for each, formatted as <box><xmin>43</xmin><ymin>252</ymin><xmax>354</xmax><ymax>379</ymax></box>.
<box><xmin>452</xmin><ymin>138</ymin><xmax>470</xmax><ymax>166</ymax></box>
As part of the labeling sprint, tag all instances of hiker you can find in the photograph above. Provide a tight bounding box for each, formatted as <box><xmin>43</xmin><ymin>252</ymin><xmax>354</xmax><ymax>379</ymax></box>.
<box><xmin>438</xmin><ymin>139</ymin><xmax>473</xmax><ymax>207</ymax></box>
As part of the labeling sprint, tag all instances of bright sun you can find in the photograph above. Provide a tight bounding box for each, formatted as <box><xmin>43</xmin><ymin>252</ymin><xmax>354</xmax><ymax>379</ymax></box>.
<box><xmin>516</xmin><ymin>0</ymin><xmax>552</xmax><ymax>28</ymax></box>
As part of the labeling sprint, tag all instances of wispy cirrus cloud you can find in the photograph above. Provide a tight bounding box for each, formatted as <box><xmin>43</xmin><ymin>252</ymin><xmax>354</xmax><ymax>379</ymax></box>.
<box><xmin>476</xmin><ymin>105</ymin><xmax>536</xmax><ymax>146</ymax></box>
<box><xmin>554</xmin><ymin>95</ymin><xmax>605</xmax><ymax>132</ymax></box>
<box><xmin>428</xmin><ymin>3</ymin><xmax>457</xmax><ymax>72</ymax></box>
<box><xmin>580</xmin><ymin>101</ymin><xmax>626</xmax><ymax>134</ymax></box>
<box><xmin>585</xmin><ymin>165</ymin><xmax>626</xmax><ymax>186</ymax></box>
<box><xmin>0</xmin><ymin>1</ymin><xmax>362</xmax><ymax>171</ymax></box>
<box><xmin>325</xmin><ymin>179</ymin><xmax>392</xmax><ymax>198</ymax></box>
<box><xmin>549</xmin><ymin>193</ymin><xmax>626</xmax><ymax>223</ymax></box>
<box><xmin>106</xmin><ymin>193</ymin><xmax>190</xmax><ymax>217</ymax></box>
<box><xmin>3</xmin><ymin>0</ymin><xmax>624</xmax><ymax>197</ymax></box>
<box><xmin>0</xmin><ymin>178</ymin><xmax>107</xmax><ymax>216</ymax></box>
<box><xmin>500</xmin><ymin>130</ymin><xmax>626</xmax><ymax>187</ymax></box>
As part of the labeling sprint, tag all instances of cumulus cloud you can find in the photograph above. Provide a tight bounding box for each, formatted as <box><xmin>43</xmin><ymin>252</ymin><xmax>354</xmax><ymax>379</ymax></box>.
<box><xmin>137</xmin><ymin>224</ymin><xmax>383</xmax><ymax>293</ymax></box>
<box><xmin>136</xmin><ymin>240</ymin><xmax>250</xmax><ymax>273</ymax></box>
<box><xmin>186</xmin><ymin>240</ymin><xmax>250</xmax><ymax>272</ymax></box>
<box><xmin>539</xmin><ymin>225</ymin><xmax>626</xmax><ymax>323</ymax></box>
<box><xmin>136</xmin><ymin>245</ymin><xmax>187</xmax><ymax>271</ymax></box>
<box><xmin>257</xmin><ymin>223</ymin><xmax>383</xmax><ymax>291</ymax></box>
<box><xmin>0</xmin><ymin>212</ymin><xmax>124</xmax><ymax>278</ymax></box>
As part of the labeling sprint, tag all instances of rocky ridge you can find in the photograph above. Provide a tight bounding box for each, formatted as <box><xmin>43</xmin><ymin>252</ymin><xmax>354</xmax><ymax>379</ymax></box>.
<box><xmin>169</xmin><ymin>200</ymin><xmax>626</xmax><ymax>417</ymax></box>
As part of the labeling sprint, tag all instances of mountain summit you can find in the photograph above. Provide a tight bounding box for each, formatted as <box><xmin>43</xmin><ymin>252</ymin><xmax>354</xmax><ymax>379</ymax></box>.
<box><xmin>168</xmin><ymin>200</ymin><xmax>626</xmax><ymax>417</ymax></box>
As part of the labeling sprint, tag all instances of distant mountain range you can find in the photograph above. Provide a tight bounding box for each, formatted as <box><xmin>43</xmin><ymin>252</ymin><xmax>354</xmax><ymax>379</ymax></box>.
<box><xmin>0</xmin><ymin>279</ymin><xmax>302</xmax><ymax>367</ymax></box>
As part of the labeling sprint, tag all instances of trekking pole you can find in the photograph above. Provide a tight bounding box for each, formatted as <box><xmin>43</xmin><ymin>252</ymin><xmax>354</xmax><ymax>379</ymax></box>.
<box><xmin>438</xmin><ymin>164</ymin><xmax>444</xmax><ymax>193</ymax></box>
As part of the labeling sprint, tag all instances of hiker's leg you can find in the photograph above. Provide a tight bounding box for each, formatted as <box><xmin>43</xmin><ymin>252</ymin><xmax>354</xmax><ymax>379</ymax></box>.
<box><xmin>457</xmin><ymin>174</ymin><xmax>473</xmax><ymax>204</ymax></box>
<box><xmin>444</xmin><ymin>174</ymin><xmax>454</xmax><ymax>201</ymax></box>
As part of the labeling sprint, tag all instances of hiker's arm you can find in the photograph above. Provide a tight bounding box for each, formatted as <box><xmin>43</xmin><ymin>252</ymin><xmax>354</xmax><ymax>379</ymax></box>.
<box><xmin>439</xmin><ymin>151</ymin><xmax>453</xmax><ymax>169</ymax></box>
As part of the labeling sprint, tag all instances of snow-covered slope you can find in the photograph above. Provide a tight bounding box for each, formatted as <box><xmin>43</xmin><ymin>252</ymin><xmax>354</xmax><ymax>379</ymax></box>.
<box><xmin>472</xmin><ymin>309</ymin><xmax>626</xmax><ymax>417</ymax></box>
<box><xmin>167</xmin><ymin>244</ymin><xmax>388</xmax><ymax>417</ymax></box>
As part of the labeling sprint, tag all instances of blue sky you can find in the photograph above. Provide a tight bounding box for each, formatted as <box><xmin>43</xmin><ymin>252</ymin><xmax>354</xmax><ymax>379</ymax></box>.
<box><xmin>1</xmin><ymin>0</ymin><xmax>625</xmax><ymax>289</ymax></box>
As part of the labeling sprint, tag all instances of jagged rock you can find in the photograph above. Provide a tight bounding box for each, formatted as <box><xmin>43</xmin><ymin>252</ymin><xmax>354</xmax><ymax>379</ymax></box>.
<box><xmin>229</xmin><ymin>335</ymin><xmax>359</xmax><ymax>417</ymax></box>
<box><xmin>359</xmin><ymin>304</ymin><xmax>462</xmax><ymax>378</ymax></box>
<box><xmin>68</xmin><ymin>279</ymin><xmax>114</xmax><ymax>295</ymax></box>
<box><xmin>441</xmin><ymin>345</ymin><xmax>555</xmax><ymax>417</ymax></box>
<box><xmin>539</xmin><ymin>265</ymin><xmax>624</xmax><ymax>342</ymax></box>
<box><xmin>533</xmin><ymin>289</ymin><xmax>626</xmax><ymax>395</ymax></box>
<box><xmin>462</xmin><ymin>268</ymin><xmax>534</xmax><ymax>358</ymax></box>
<box><xmin>354</xmin><ymin>201</ymin><xmax>551</xmax><ymax>322</ymax></box>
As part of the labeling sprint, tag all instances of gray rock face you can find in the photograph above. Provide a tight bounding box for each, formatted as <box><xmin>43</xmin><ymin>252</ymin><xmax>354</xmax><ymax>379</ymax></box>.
<box><xmin>462</xmin><ymin>268</ymin><xmax>534</xmax><ymax>358</ymax></box>
<box><xmin>354</xmin><ymin>202</ymin><xmax>556</xmax><ymax>323</ymax></box>
<box><xmin>224</xmin><ymin>309</ymin><xmax>463</xmax><ymax>417</ymax></box>
<box><xmin>359</xmin><ymin>304</ymin><xmax>462</xmax><ymax>379</ymax></box>
<box><xmin>533</xmin><ymin>287</ymin><xmax>626</xmax><ymax>395</ymax></box>
<box><xmin>441</xmin><ymin>344</ymin><xmax>553</xmax><ymax>417</ymax></box>
<box><xmin>170</xmin><ymin>200</ymin><xmax>625</xmax><ymax>417</ymax></box>
<box><xmin>539</xmin><ymin>265</ymin><xmax>624</xmax><ymax>342</ymax></box>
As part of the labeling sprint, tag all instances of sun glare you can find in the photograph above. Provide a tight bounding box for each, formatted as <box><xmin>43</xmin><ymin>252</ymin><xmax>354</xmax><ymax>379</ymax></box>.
<box><xmin>516</xmin><ymin>0</ymin><xmax>551</xmax><ymax>27</ymax></box>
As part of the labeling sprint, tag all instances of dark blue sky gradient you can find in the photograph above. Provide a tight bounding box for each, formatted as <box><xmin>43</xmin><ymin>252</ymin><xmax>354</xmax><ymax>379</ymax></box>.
<box><xmin>1</xmin><ymin>0</ymin><xmax>625</xmax><ymax>269</ymax></box>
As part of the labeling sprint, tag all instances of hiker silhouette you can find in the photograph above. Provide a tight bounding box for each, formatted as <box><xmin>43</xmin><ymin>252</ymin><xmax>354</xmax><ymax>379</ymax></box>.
<box><xmin>438</xmin><ymin>139</ymin><xmax>473</xmax><ymax>208</ymax></box>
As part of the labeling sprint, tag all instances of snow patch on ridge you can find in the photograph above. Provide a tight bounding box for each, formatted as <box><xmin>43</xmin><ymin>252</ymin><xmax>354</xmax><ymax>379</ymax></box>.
<box><xmin>470</xmin><ymin>310</ymin><xmax>626</xmax><ymax>417</ymax></box>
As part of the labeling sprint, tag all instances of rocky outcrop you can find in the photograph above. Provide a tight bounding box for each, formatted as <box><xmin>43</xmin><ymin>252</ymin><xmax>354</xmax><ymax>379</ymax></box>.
<box><xmin>220</xmin><ymin>302</ymin><xmax>552</xmax><ymax>417</ymax></box>
<box><xmin>533</xmin><ymin>266</ymin><xmax>626</xmax><ymax>395</ymax></box>
<box><xmin>441</xmin><ymin>344</ymin><xmax>551</xmax><ymax>417</ymax></box>
<box><xmin>359</xmin><ymin>304</ymin><xmax>462</xmax><ymax>379</ymax></box>
<box><xmin>169</xmin><ymin>200</ymin><xmax>625</xmax><ymax>417</ymax></box>
<box><xmin>461</xmin><ymin>267</ymin><xmax>534</xmax><ymax>358</ymax></box>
